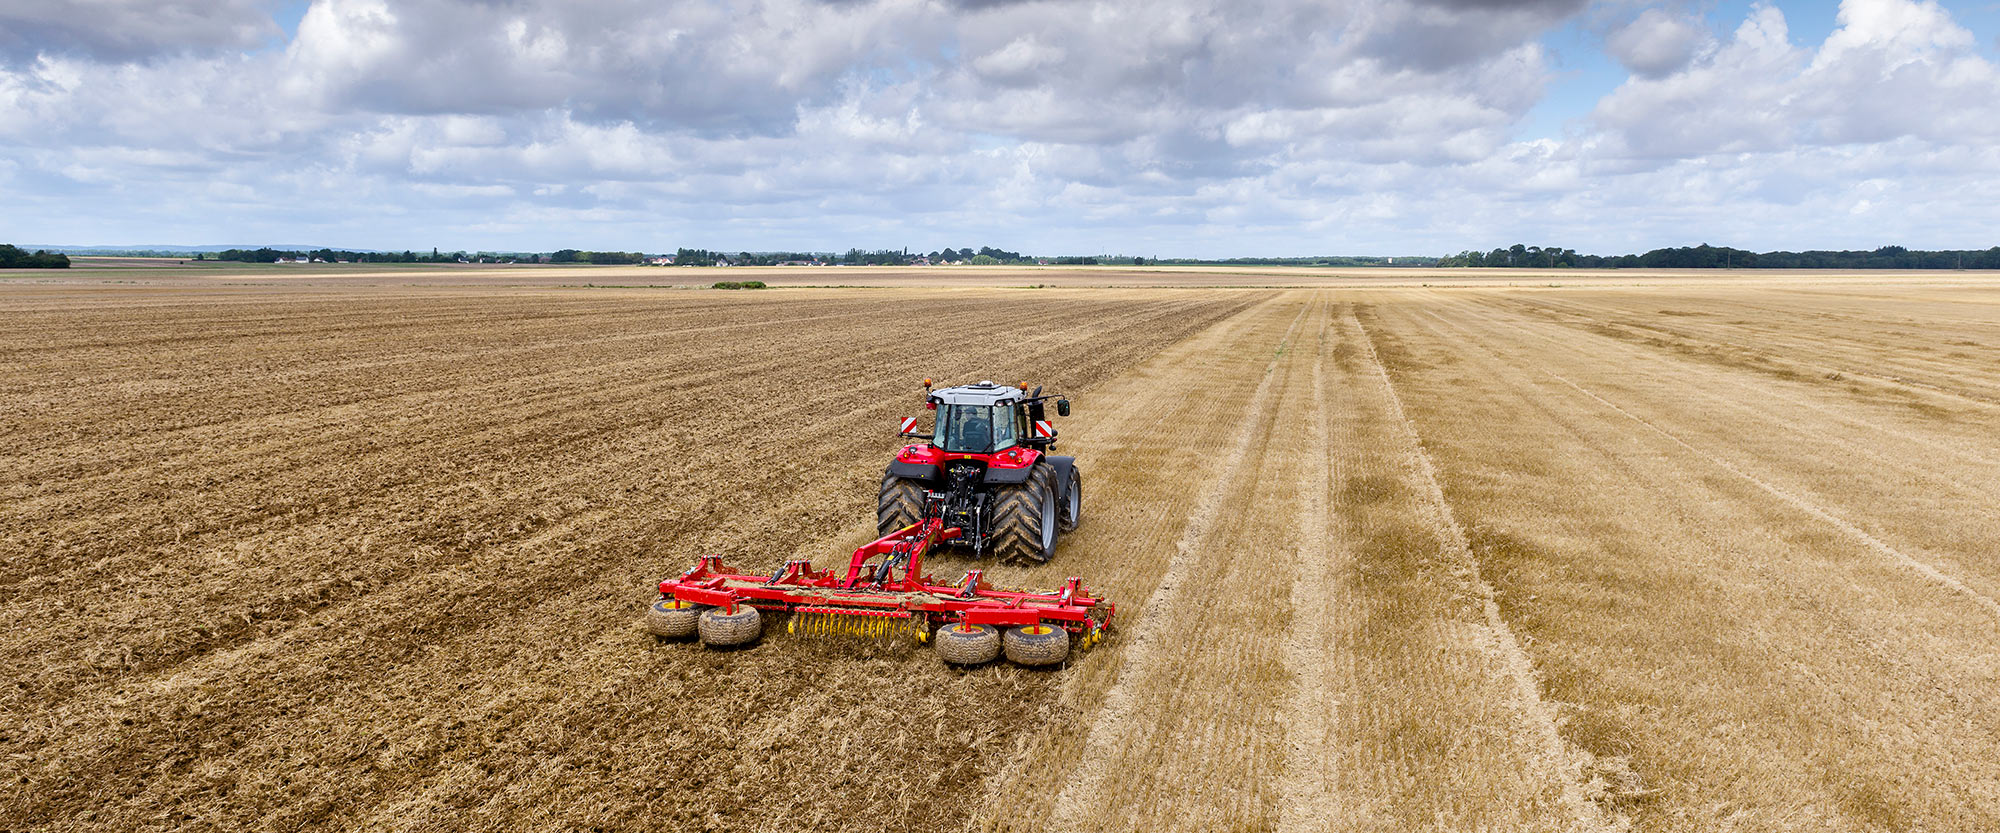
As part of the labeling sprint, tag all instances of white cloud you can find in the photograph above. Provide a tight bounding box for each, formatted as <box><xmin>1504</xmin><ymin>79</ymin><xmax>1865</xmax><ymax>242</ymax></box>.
<box><xmin>1592</xmin><ymin>0</ymin><xmax>2000</xmax><ymax>157</ymax></box>
<box><xmin>0</xmin><ymin>0</ymin><xmax>279</xmax><ymax>65</ymax></box>
<box><xmin>1605</xmin><ymin>8</ymin><xmax>1710</xmax><ymax>78</ymax></box>
<box><xmin>0</xmin><ymin>0</ymin><xmax>1995</xmax><ymax>255</ymax></box>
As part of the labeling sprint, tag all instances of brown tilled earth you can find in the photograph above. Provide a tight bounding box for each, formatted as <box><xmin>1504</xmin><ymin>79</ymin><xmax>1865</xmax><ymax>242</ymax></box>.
<box><xmin>5</xmin><ymin>270</ymin><xmax>2000</xmax><ymax>832</ymax></box>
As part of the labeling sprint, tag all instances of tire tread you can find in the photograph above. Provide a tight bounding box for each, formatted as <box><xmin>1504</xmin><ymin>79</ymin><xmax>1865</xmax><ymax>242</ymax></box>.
<box><xmin>990</xmin><ymin>463</ymin><xmax>1054</xmax><ymax>562</ymax></box>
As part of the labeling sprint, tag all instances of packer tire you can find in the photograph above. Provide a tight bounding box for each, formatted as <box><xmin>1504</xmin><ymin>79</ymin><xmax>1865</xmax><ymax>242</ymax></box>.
<box><xmin>934</xmin><ymin>623</ymin><xmax>1001</xmax><ymax>665</ymax></box>
<box><xmin>990</xmin><ymin>463</ymin><xmax>1057</xmax><ymax>563</ymax></box>
<box><xmin>1059</xmin><ymin>467</ymin><xmax>1082</xmax><ymax>533</ymax></box>
<box><xmin>1003</xmin><ymin>624</ymin><xmax>1072</xmax><ymax>666</ymax></box>
<box><xmin>698</xmin><ymin>605</ymin><xmax>763</xmax><ymax>647</ymax></box>
<box><xmin>877</xmin><ymin>469</ymin><xmax>925</xmax><ymax>538</ymax></box>
<box><xmin>644</xmin><ymin>598</ymin><xmax>701</xmax><ymax>638</ymax></box>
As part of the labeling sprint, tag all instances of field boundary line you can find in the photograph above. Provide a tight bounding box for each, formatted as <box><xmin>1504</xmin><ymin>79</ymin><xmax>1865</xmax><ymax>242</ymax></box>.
<box><xmin>1541</xmin><ymin>369</ymin><xmax>2000</xmax><ymax>625</ymax></box>
<box><xmin>1349</xmin><ymin>303</ymin><xmax>1624</xmax><ymax>833</ymax></box>
<box><xmin>1046</xmin><ymin>295</ymin><xmax>1313</xmax><ymax>830</ymax></box>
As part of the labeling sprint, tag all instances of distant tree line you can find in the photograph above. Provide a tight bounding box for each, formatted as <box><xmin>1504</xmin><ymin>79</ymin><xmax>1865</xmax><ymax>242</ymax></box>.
<box><xmin>548</xmin><ymin>249</ymin><xmax>646</xmax><ymax>264</ymax></box>
<box><xmin>672</xmin><ymin>248</ymin><xmax>828</xmax><ymax>266</ymax></box>
<box><xmin>1152</xmin><ymin>255</ymin><xmax>1439</xmax><ymax>267</ymax></box>
<box><xmin>210</xmin><ymin>247</ymin><xmax>526</xmax><ymax>263</ymax></box>
<box><xmin>0</xmin><ymin>244</ymin><xmax>70</xmax><ymax>268</ymax></box>
<box><xmin>667</xmin><ymin>246</ymin><xmax>1050</xmax><ymax>266</ymax></box>
<box><xmin>1439</xmin><ymin>243</ymin><xmax>2000</xmax><ymax>269</ymax></box>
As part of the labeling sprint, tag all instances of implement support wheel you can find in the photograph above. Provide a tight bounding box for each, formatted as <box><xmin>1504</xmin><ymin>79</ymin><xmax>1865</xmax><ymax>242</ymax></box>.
<box><xmin>1003</xmin><ymin>624</ymin><xmax>1071</xmax><ymax>666</ymax></box>
<box><xmin>698</xmin><ymin>605</ymin><xmax>763</xmax><ymax>647</ymax></box>
<box><xmin>934</xmin><ymin>623</ymin><xmax>1001</xmax><ymax>665</ymax></box>
<box><xmin>644</xmin><ymin>597</ymin><xmax>701</xmax><ymax>638</ymax></box>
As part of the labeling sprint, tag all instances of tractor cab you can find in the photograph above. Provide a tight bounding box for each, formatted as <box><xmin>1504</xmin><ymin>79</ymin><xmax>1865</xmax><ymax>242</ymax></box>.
<box><xmin>882</xmin><ymin>379</ymin><xmax>1082</xmax><ymax>563</ymax></box>
<box><xmin>930</xmin><ymin>382</ymin><xmax>1026</xmax><ymax>454</ymax></box>
<box><xmin>916</xmin><ymin>380</ymin><xmax>1068</xmax><ymax>454</ymax></box>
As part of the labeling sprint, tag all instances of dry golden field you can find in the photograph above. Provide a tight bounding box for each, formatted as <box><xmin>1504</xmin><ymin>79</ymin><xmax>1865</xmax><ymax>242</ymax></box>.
<box><xmin>5</xmin><ymin>268</ymin><xmax>2000</xmax><ymax>832</ymax></box>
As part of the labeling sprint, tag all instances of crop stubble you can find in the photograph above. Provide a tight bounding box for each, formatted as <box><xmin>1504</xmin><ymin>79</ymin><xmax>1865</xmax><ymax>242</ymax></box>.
<box><xmin>0</xmin><ymin>285</ymin><xmax>1257</xmax><ymax>832</ymax></box>
<box><xmin>7</xmin><ymin>276</ymin><xmax>2000</xmax><ymax>831</ymax></box>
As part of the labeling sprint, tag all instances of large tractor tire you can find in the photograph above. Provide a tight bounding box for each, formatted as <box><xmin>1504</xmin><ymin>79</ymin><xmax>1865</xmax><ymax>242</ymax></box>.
<box><xmin>644</xmin><ymin>597</ymin><xmax>701</xmax><ymax>638</ymax></box>
<box><xmin>877</xmin><ymin>469</ymin><xmax>925</xmax><ymax>537</ymax></box>
<box><xmin>1058</xmin><ymin>466</ymin><xmax>1082</xmax><ymax>533</ymax></box>
<box><xmin>991</xmin><ymin>463</ymin><xmax>1057</xmax><ymax>562</ymax></box>
<box><xmin>698</xmin><ymin>605</ymin><xmax>763</xmax><ymax>647</ymax></box>
<box><xmin>935</xmin><ymin>623</ymin><xmax>1001</xmax><ymax>665</ymax></box>
<box><xmin>1003</xmin><ymin>624</ymin><xmax>1071</xmax><ymax>666</ymax></box>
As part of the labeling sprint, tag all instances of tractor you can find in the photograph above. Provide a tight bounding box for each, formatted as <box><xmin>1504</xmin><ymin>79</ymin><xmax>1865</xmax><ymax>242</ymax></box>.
<box><xmin>879</xmin><ymin>380</ymin><xmax>1082</xmax><ymax>563</ymax></box>
<box><xmin>645</xmin><ymin>379</ymin><xmax>1112</xmax><ymax>666</ymax></box>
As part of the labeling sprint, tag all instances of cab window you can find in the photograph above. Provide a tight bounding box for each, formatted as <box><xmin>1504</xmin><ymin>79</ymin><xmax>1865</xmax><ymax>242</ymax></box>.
<box><xmin>936</xmin><ymin>404</ymin><xmax>1018</xmax><ymax>453</ymax></box>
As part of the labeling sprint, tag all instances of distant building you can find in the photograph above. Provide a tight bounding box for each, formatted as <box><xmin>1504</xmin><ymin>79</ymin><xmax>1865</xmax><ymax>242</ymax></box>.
<box><xmin>647</xmin><ymin>256</ymin><xmax>674</xmax><ymax>266</ymax></box>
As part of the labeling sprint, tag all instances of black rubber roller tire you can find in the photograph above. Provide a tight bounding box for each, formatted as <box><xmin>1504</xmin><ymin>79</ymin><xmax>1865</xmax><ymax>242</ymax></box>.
<box><xmin>934</xmin><ymin>623</ymin><xmax>1001</xmax><ymax>665</ymax></box>
<box><xmin>990</xmin><ymin>462</ymin><xmax>1057</xmax><ymax>563</ymax></box>
<box><xmin>698</xmin><ymin>605</ymin><xmax>763</xmax><ymax>647</ymax></box>
<box><xmin>1003</xmin><ymin>624</ymin><xmax>1071</xmax><ymax>666</ymax></box>
<box><xmin>644</xmin><ymin>598</ymin><xmax>701</xmax><ymax>638</ymax></box>
<box><xmin>877</xmin><ymin>469</ymin><xmax>925</xmax><ymax>537</ymax></box>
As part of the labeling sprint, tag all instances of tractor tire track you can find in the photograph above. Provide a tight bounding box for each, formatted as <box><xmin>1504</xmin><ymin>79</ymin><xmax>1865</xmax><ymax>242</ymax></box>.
<box><xmin>1413</xmin><ymin>294</ymin><xmax>2000</xmax><ymax>625</ymax></box>
<box><xmin>1275</xmin><ymin>302</ymin><xmax>1342</xmax><ymax>833</ymax></box>
<box><xmin>1348</xmin><ymin>303</ymin><xmax>1626</xmax><ymax>833</ymax></box>
<box><xmin>1540</xmin><ymin>370</ymin><xmax>2000</xmax><ymax>625</ymax></box>
<box><xmin>1045</xmin><ymin>295</ymin><xmax>1314</xmax><ymax>830</ymax></box>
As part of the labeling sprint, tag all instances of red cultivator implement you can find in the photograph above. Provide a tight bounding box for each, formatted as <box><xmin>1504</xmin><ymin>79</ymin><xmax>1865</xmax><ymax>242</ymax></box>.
<box><xmin>647</xmin><ymin>496</ymin><xmax>1114</xmax><ymax>666</ymax></box>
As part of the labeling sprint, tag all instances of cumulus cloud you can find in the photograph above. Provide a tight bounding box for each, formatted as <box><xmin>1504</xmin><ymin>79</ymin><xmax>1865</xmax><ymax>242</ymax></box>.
<box><xmin>0</xmin><ymin>0</ymin><xmax>280</xmax><ymax>65</ymax></box>
<box><xmin>1593</xmin><ymin>0</ymin><xmax>2000</xmax><ymax>158</ymax></box>
<box><xmin>1604</xmin><ymin>8</ymin><xmax>1709</xmax><ymax>78</ymax></box>
<box><xmin>0</xmin><ymin>0</ymin><xmax>1996</xmax><ymax>254</ymax></box>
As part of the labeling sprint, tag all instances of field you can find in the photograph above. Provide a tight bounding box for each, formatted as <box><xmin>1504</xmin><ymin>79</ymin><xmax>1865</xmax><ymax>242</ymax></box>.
<box><xmin>5</xmin><ymin>267</ymin><xmax>2000</xmax><ymax>831</ymax></box>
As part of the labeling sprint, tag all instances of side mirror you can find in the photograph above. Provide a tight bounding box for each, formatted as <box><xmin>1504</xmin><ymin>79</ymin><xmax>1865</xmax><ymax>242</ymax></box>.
<box><xmin>1056</xmin><ymin>399</ymin><xmax>1070</xmax><ymax>417</ymax></box>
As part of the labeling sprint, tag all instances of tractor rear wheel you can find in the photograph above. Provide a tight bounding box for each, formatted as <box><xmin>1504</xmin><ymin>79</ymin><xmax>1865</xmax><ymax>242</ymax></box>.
<box><xmin>877</xmin><ymin>469</ymin><xmax>925</xmax><ymax>537</ymax></box>
<box><xmin>1003</xmin><ymin>624</ymin><xmax>1071</xmax><ymax>666</ymax></box>
<box><xmin>934</xmin><ymin>622</ymin><xmax>1000</xmax><ymax>665</ymax></box>
<box><xmin>644</xmin><ymin>597</ymin><xmax>701</xmax><ymax>638</ymax></box>
<box><xmin>698</xmin><ymin>605</ymin><xmax>762</xmax><ymax>647</ymax></box>
<box><xmin>990</xmin><ymin>463</ymin><xmax>1057</xmax><ymax>562</ymax></box>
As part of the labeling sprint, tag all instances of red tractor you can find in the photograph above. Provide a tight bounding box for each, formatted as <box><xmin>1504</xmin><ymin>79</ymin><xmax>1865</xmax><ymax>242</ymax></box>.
<box><xmin>880</xmin><ymin>380</ymin><xmax>1082</xmax><ymax>563</ymax></box>
<box><xmin>646</xmin><ymin>379</ymin><xmax>1111</xmax><ymax>666</ymax></box>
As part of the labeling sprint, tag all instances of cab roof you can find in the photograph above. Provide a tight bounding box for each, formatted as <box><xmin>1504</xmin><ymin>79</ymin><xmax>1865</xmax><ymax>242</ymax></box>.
<box><xmin>930</xmin><ymin>380</ymin><xmax>1025</xmax><ymax>406</ymax></box>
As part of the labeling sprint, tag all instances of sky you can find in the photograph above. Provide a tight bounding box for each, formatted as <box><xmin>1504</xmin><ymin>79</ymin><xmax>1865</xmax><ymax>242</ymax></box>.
<box><xmin>1</xmin><ymin>0</ymin><xmax>1997</xmax><ymax>257</ymax></box>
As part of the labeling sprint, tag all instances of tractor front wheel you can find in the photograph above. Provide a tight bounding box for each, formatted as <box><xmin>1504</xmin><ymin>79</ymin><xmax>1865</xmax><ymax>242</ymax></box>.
<box><xmin>1059</xmin><ymin>466</ymin><xmax>1082</xmax><ymax>533</ymax></box>
<box><xmin>990</xmin><ymin>463</ymin><xmax>1057</xmax><ymax>563</ymax></box>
